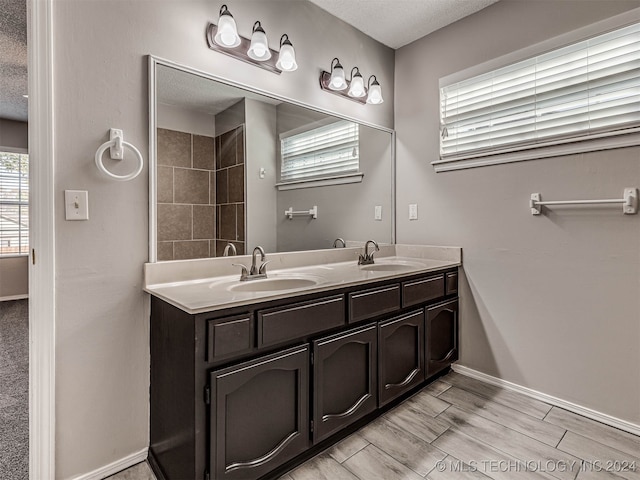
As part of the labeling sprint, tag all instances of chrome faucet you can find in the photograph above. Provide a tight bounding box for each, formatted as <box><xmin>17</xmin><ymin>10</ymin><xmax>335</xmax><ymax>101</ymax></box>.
<box><xmin>250</xmin><ymin>246</ymin><xmax>267</xmax><ymax>276</ymax></box>
<box><xmin>222</xmin><ymin>243</ymin><xmax>237</xmax><ymax>256</ymax></box>
<box><xmin>333</xmin><ymin>238</ymin><xmax>346</xmax><ymax>248</ymax></box>
<box><xmin>358</xmin><ymin>240</ymin><xmax>379</xmax><ymax>265</ymax></box>
<box><xmin>233</xmin><ymin>246</ymin><xmax>269</xmax><ymax>281</ymax></box>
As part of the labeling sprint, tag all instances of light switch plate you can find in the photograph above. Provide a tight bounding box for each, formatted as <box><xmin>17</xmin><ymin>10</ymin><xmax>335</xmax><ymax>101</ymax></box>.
<box><xmin>374</xmin><ymin>205</ymin><xmax>382</xmax><ymax>221</ymax></box>
<box><xmin>409</xmin><ymin>203</ymin><xmax>418</xmax><ymax>220</ymax></box>
<box><xmin>65</xmin><ymin>190</ymin><xmax>89</xmax><ymax>220</ymax></box>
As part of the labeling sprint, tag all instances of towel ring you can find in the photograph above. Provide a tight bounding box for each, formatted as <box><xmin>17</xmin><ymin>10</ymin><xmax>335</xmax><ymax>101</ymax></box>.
<box><xmin>95</xmin><ymin>129</ymin><xmax>144</xmax><ymax>181</ymax></box>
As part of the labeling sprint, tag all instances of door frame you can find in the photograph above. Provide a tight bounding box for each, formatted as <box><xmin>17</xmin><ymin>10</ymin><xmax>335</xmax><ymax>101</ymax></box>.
<box><xmin>28</xmin><ymin>0</ymin><xmax>56</xmax><ymax>477</ymax></box>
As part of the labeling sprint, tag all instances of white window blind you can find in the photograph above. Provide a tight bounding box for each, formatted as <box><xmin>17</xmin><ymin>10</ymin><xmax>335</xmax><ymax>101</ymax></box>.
<box><xmin>439</xmin><ymin>22</ymin><xmax>640</xmax><ymax>162</ymax></box>
<box><xmin>0</xmin><ymin>152</ymin><xmax>29</xmax><ymax>256</ymax></box>
<box><xmin>280</xmin><ymin>120</ymin><xmax>359</xmax><ymax>182</ymax></box>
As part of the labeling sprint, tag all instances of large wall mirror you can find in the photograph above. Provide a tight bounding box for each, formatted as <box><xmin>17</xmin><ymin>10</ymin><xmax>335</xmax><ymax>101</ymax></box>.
<box><xmin>149</xmin><ymin>57</ymin><xmax>395</xmax><ymax>262</ymax></box>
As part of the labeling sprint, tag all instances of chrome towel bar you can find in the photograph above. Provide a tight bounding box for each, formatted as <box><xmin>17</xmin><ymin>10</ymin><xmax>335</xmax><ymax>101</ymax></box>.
<box><xmin>530</xmin><ymin>188</ymin><xmax>638</xmax><ymax>215</ymax></box>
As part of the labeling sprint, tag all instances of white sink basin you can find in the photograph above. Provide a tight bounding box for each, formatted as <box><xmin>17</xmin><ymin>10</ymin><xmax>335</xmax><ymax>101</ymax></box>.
<box><xmin>359</xmin><ymin>260</ymin><xmax>427</xmax><ymax>272</ymax></box>
<box><xmin>212</xmin><ymin>273</ymin><xmax>326</xmax><ymax>294</ymax></box>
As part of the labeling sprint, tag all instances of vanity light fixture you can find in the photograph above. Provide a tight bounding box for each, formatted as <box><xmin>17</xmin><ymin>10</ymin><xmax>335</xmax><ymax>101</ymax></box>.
<box><xmin>206</xmin><ymin>5</ymin><xmax>297</xmax><ymax>74</ymax></box>
<box><xmin>247</xmin><ymin>21</ymin><xmax>271</xmax><ymax>61</ymax></box>
<box><xmin>319</xmin><ymin>59</ymin><xmax>383</xmax><ymax>105</ymax></box>
<box><xmin>366</xmin><ymin>75</ymin><xmax>384</xmax><ymax>104</ymax></box>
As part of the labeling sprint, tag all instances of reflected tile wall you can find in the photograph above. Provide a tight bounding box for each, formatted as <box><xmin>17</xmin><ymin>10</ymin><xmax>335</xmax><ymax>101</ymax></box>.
<box><xmin>157</xmin><ymin>128</ymin><xmax>216</xmax><ymax>261</ymax></box>
<box><xmin>215</xmin><ymin>125</ymin><xmax>245</xmax><ymax>256</ymax></box>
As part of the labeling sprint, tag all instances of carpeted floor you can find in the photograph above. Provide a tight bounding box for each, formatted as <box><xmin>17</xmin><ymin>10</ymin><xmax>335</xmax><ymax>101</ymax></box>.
<box><xmin>0</xmin><ymin>299</ymin><xmax>29</xmax><ymax>479</ymax></box>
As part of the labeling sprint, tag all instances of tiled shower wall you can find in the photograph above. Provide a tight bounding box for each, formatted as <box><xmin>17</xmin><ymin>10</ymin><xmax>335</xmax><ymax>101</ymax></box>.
<box><xmin>156</xmin><ymin>127</ymin><xmax>245</xmax><ymax>261</ymax></box>
<box><xmin>215</xmin><ymin>125</ymin><xmax>245</xmax><ymax>256</ymax></box>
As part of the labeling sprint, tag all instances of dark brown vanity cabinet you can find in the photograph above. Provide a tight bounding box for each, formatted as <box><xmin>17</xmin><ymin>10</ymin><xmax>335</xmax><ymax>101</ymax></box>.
<box><xmin>312</xmin><ymin>324</ymin><xmax>377</xmax><ymax>443</ymax></box>
<box><xmin>378</xmin><ymin>310</ymin><xmax>425</xmax><ymax>407</ymax></box>
<box><xmin>210</xmin><ymin>345</ymin><xmax>310</xmax><ymax>480</ymax></box>
<box><xmin>426</xmin><ymin>298</ymin><xmax>459</xmax><ymax>377</ymax></box>
<box><xmin>149</xmin><ymin>267</ymin><xmax>459</xmax><ymax>480</ymax></box>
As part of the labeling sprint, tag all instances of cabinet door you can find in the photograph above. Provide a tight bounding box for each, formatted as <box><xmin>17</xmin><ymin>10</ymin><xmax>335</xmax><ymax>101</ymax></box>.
<box><xmin>312</xmin><ymin>324</ymin><xmax>377</xmax><ymax>443</ymax></box>
<box><xmin>426</xmin><ymin>299</ymin><xmax>458</xmax><ymax>378</ymax></box>
<box><xmin>210</xmin><ymin>345</ymin><xmax>310</xmax><ymax>480</ymax></box>
<box><xmin>378</xmin><ymin>310</ymin><xmax>425</xmax><ymax>407</ymax></box>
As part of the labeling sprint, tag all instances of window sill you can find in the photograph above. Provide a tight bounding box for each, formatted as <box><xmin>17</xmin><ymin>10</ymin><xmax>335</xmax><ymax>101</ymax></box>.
<box><xmin>432</xmin><ymin>130</ymin><xmax>640</xmax><ymax>172</ymax></box>
<box><xmin>276</xmin><ymin>172</ymin><xmax>364</xmax><ymax>191</ymax></box>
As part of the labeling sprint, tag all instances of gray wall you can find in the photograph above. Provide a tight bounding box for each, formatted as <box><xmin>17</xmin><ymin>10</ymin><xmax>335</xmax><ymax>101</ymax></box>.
<box><xmin>0</xmin><ymin>119</ymin><xmax>28</xmax><ymax>151</ymax></box>
<box><xmin>0</xmin><ymin>120</ymin><xmax>29</xmax><ymax>300</ymax></box>
<box><xmin>51</xmin><ymin>0</ymin><xmax>393</xmax><ymax>477</ymax></box>
<box><xmin>395</xmin><ymin>0</ymin><xmax>640</xmax><ymax>424</ymax></box>
<box><xmin>0</xmin><ymin>256</ymin><xmax>28</xmax><ymax>300</ymax></box>
<box><xmin>245</xmin><ymin>99</ymin><xmax>278</xmax><ymax>252</ymax></box>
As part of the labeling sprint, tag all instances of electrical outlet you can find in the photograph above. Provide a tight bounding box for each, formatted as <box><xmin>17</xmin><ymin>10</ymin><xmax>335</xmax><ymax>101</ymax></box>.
<box><xmin>409</xmin><ymin>203</ymin><xmax>418</xmax><ymax>220</ymax></box>
<box><xmin>65</xmin><ymin>190</ymin><xmax>89</xmax><ymax>221</ymax></box>
<box><xmin>374</xmin><ymin>205</ymin><xmax>382</xmax><ymax>221</ymax></box>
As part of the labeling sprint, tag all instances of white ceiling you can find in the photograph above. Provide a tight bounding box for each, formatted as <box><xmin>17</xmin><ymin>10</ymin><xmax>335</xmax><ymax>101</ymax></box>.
<box><xmin>308</xmin><ymin>0</ymin><xmax>500</xmax><ymax>49</ymax></box>
<box><xmin>0</xmin><ymin>0</ymin><xmax>500</xmax><ymax>123</ymax></box>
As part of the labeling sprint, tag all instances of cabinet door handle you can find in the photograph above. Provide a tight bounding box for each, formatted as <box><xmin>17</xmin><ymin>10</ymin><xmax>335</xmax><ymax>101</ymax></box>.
<box><xmin>322</xmin><ymin>393</ymin><xmax>371</xmax><ymax>422</ymax></box>
<box><xmin>384</xmin><ymin>368</ymin><xmax>419</xmax><ymax>390</ymax></box>
<box><xmin>432</xmin><ymin>348</ymin><xmax>456</xmax><ymax>363</ymax></box>
<box><xmin>225</xmin><ymin>431</ymin><xmax>299</xmax><ymax>473</ymax></box>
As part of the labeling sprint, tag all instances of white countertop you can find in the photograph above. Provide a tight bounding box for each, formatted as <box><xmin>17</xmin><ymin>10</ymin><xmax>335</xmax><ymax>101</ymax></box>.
<box><xmin>144</xmin><ymin>245</ymin><xmax>461</xmax><ymax>314</ymax></box>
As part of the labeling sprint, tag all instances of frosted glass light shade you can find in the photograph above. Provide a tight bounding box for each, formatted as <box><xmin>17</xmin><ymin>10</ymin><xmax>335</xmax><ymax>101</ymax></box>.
<box><xmin>348</xmin><ymin>73</ymin><xmax>365</xmax><ymax>97</ymax></box>
<box><xmin>214</xmin><ymin>8</ymin><xmax>240</xmax><ymax>48</ymax></box>
<box><xmin>367</xmin><ymin>80</ymin><xmax>383</xmax><ymax>104</ymax></box>
<box><xmin>248</xmin><ymin>24</ymin><xmax>271</xmax><ymax>61</ymax></box>
<box><xmin>276</xmin><ymin>37</ymin><xmax>298</xmax><ymax>72</ymax></box>
<box><xmin>329</xmin><ymin>66</ymin><xmax>346</xmax><ymax>90</ymax></box>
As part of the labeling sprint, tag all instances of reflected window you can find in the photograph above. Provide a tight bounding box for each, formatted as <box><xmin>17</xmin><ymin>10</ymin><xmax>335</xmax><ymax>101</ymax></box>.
<box><xmin>280</xmin><ymin>120</ymin><xmax>359</xmax><ymax>182</ymax></box>
<box><xmin>0</xmin><ymin>152</ymin><xmax>29</xmax><ymax>256</ymax></box>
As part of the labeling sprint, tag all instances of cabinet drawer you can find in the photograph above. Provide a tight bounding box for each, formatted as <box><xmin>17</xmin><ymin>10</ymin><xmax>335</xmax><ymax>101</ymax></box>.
<box><xmin>257</xmin><ymin>295</ymin><xmax>345</xmax><ymax>348</ymax></box>
<box><xmin>402</xmin><ymin>275</ymin><xmax>444</xmax><ymax>308</ymax></box>
<box><xmin>446</xmin><ymin>271</ymin><xmax>458</xmax><ymax>295</ymax></box>
<box><xmin>207</xmin><ymin>314</ymin><xmax>254</xmax><ymax>362</ymax></box>
<box><xmin>348</xmin><ymin>284</ymin><xmax>400</xmax><ymax>324</ymax></box>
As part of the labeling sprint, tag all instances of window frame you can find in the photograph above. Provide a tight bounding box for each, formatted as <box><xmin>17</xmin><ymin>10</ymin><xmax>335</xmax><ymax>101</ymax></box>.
<box><xmin>434</xmin><ymin>8</ymin><xmax>640</xmax><ymax>172</ymax></box>
<box><xmin>0</xmin><ymin>148</ymin><xmax>29</xmax><ymax>257</ymax></box>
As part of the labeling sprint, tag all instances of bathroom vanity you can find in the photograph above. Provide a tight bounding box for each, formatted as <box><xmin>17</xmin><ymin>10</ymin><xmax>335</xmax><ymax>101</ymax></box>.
<box><xmin>144</xmin><ymin>245</ymin><xmax>460</xmax><ymax>480</ymax></box>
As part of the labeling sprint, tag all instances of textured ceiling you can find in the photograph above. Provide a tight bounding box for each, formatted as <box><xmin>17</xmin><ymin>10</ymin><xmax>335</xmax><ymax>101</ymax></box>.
<box><xmin>308</xmin><ymin>0</ymin><xmax>500</xmax><ymax>49</ymax></box>
<box><xmin>157</xmin><ymin>65</ymin><xmax>281</xmax><ymax>116</ymax></box>
<box><xmin>0</xmin><ymin>0</ymin><xmax>28</xmax><ymax>122</ymax></box>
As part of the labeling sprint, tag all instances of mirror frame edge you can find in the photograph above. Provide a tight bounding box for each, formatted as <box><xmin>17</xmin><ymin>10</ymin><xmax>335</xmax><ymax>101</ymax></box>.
<box><xmin>147</xmin><ymin>54</ymin><xmax>396</xmax><ymax>263</ymax></box>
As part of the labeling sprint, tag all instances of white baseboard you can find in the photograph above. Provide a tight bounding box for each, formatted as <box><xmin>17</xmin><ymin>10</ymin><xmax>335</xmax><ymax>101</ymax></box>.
<box><xmin>68</xmin><ymin>448</ymin><xmax>148</xmax><ymax>480</ymax></box>
<box><xmin>0</xmin><ymin>294</ymin><xmax>28</xmax><ymax>302</ymax></box>
<box><xmin>452</xmin><ymin>364</ymin><xmax>640</xmax><ymax>437</ymax></box>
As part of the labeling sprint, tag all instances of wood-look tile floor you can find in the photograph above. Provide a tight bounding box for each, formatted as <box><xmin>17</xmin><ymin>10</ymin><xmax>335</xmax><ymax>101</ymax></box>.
<box><xmin>114</xmin><ymin>371</ymin><xmax>640</xmax><ymax>480</ymax></box>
